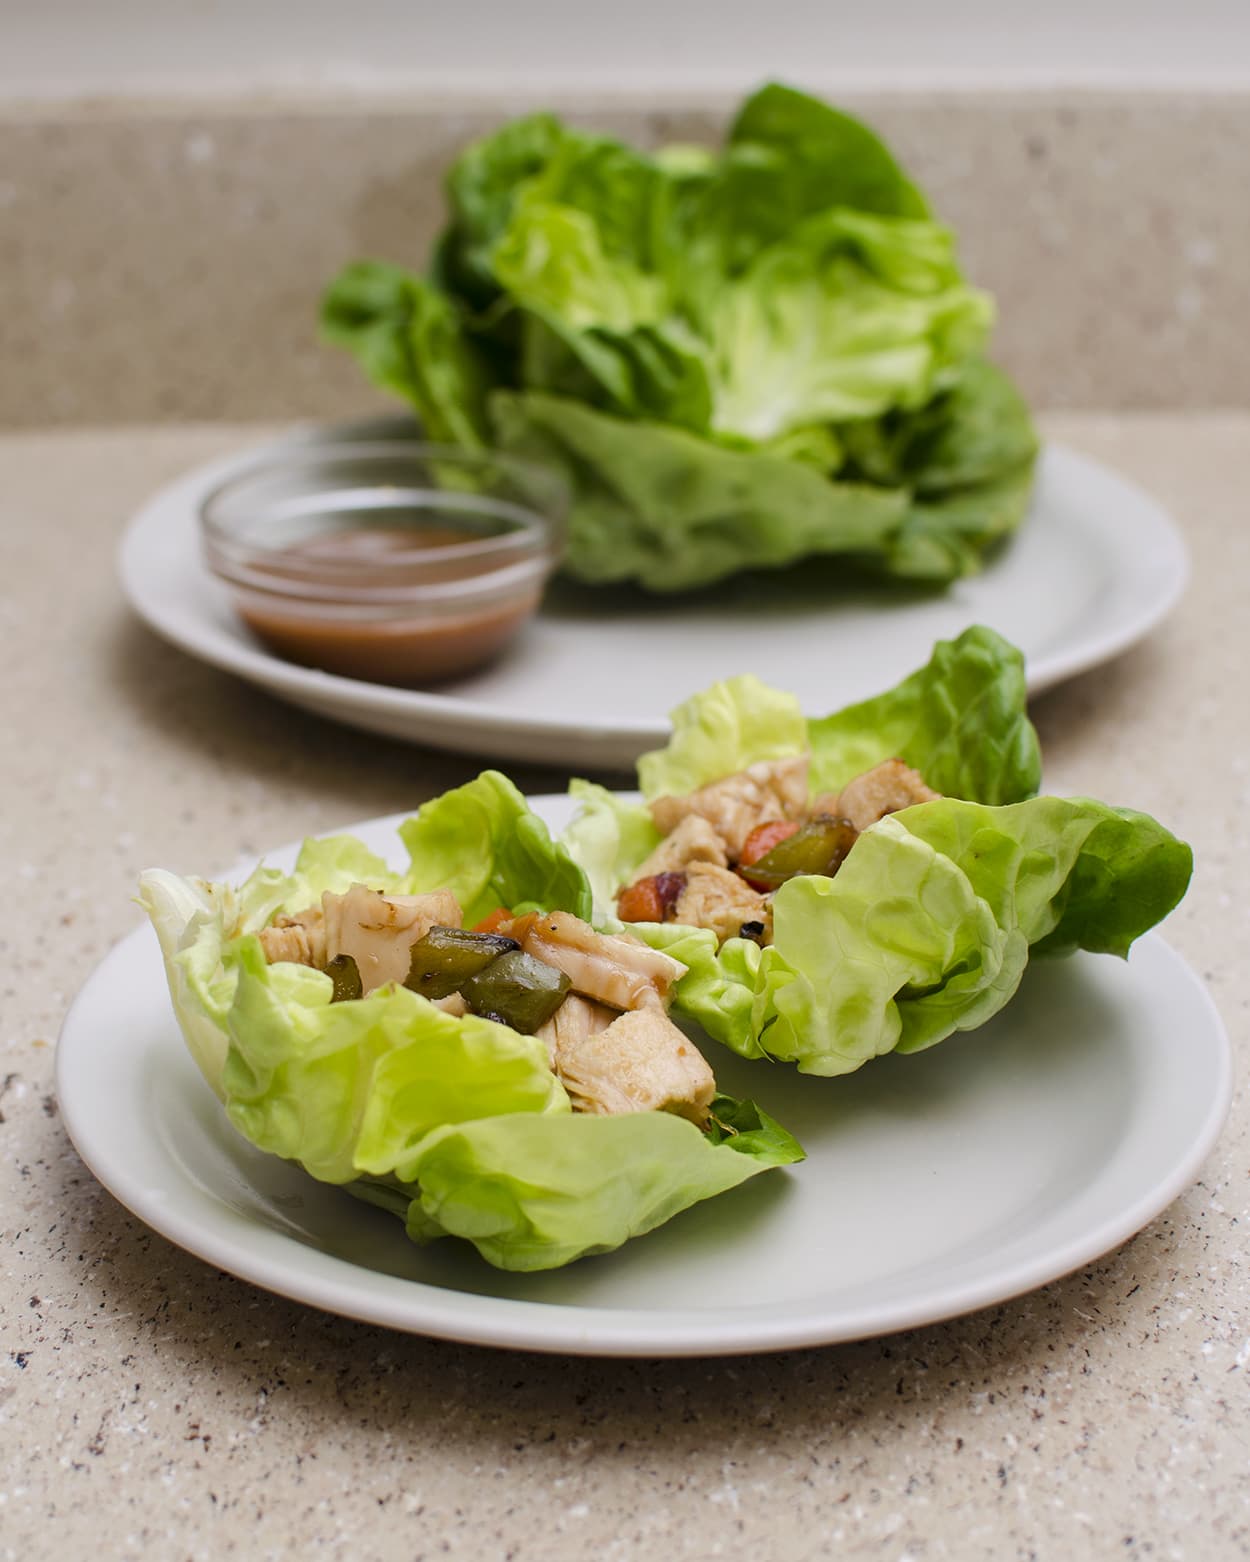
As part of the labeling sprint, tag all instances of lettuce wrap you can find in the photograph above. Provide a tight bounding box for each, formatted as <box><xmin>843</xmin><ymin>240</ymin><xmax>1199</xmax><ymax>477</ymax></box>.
<box><xmin>139</xmin><ymin>771</ymin><xmax>803</xmax><ymax>1271</ymax></box>
<box><xmin>562</xmin><ymin>626</ymin><xmax>1193</xmax><ymax>1075</ymax></box>
<box><xmin>323</xmin><ymin>85</ymin><xmax>1037</xmax><ymax>590</ymax></box>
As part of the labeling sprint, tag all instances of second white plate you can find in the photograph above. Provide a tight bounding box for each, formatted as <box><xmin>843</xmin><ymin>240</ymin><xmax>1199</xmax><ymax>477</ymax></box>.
<box><xmin>118</xmin><ymin>423</ymin><xmax>1188</xmax><ymax>769</ymax></box>
<box><xmin>56</xmin><ymin>797</ymin><xmax>1230</xmax><ymax>1357</ymax></box>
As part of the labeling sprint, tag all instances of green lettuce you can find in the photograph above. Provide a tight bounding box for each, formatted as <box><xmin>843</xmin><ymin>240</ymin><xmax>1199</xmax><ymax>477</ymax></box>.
<box><xmin>568</xmin><ymin>625</ymin><xmax>1039</xmax><ymax>917</ymax></box>
<box><xmin>139</xmin><ymin>778</ymin><xmax>802</xmax><ymax>1270</ymax></box>
<box><xmin>138</xmin><ymin>775</ymin><xmax>586</xmax><ymax>1107</ymax></box>
<box><xmin>562</xmin><ymin>778</ymin><xmax>662</xmax><ymax>925</ymax></box>
<box><xmin>561</xmin><ymin>629</ymin><xmax>1191</xmax><ymax>1075</ymax></box>
<box><xmin>720</xmin><ymin>82</ymin><xmax>930</xmax><ymax>228</ymax></box>
<box><xmin>805</xmin><ymin>621</ymin><xmax>1041</xmax><ymax>801</ymax></box>
<box><xmin>625</xmin><ymin>921</ymin><xmax>765</xmax><ymax>1057</ymax></box>
<box><xmin>705</xmin><ymin>796</ymin><xmax>1191</xmax><ymax>1075</ymax></box>
<box><xmin>630</xmin><ymin>624</ymin><xmax>1041</xmax><ymax>804</ymax></box>
<box><xmin>322</xmin><ymin>263</ymin><xmax>493</xmax><ymax>449</ymax></box>
<box><xmin>605</xmin><ymin>804</ymin><xmax>1191</xmax><ymax>1076</ymax></box>
<box><xmin>323</xmin><ymin>84</ymin><xmax>1037</xmax><ymax>590</ymax></box>
<box><xmin>405</xmin><ymin>1098</ymin><xmax>802</xmax><ymax>1271</ymax></box>
<box><xmin>223</xmin><ymin>938</ymin><xmax>568</xmax><ymax>1184</ymax></box>
<box><xmin>398</xmin><ymin>769</ymin><xmax>593</xmax><ymax>926</ymax></box>
<box><xmin>637</xmin><ymin>674</ymin><xmax>808</xmax><ymax>801</ymax></box>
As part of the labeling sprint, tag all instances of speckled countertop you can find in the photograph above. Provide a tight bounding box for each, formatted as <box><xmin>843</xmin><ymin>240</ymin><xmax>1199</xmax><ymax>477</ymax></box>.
<box><xmin>1</xmin><ymin>415</ymin><xmax>1247</xmax><ymax>1559</ymax></box>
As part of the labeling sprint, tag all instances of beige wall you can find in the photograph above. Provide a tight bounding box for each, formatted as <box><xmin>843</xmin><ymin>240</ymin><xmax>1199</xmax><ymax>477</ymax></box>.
<box><xmin>5</xmin><ymin>0</ymin><xmax>1250</xmax><ymax>99</ymax></box>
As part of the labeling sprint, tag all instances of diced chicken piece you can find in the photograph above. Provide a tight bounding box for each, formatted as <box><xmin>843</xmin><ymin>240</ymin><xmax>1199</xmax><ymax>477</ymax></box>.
<box><xmin>808</xmin><ymin>792</ymin><xmax>844</xmax><ymax>819</ymax></box>
<box><xmin>507</xmin><ymin>910</ymin><xmax>686</xmax><ymax>1012</ymax></box>
<box><xmin>630</xmin><ymin>815</ymin><xmax>729</xmax><ymax>882</ymax></box>
<box><xmin>672</xmin><ymin>862</ymin><xmax>770</xmax><ymax>946</ymax></box>
<box><xmin>257</xmin><ymin>908</ymin><xmax>326</xmax><ymax>968</ymax></box>
<box><xmin>768</xmin><ymin>754</ymin><xmax>812</xmax><ymax>816</ymax></box>
<box><xmin>534</xmin><ymin>992</ymin><xmax>619</xmax><ymax>1070</ymax></box>
<box><xmin>322</xmin><ymin>883</ymin><xmax>462</xmax><ymax>996</ymax></box>
<box><xmin>650</xmin><ymin>755</ymin><xmax>810</xmax><ymax>858</ymax></box>
<box><xmin>433</xmin><ymin>992</ymin><xmax>470</xmax><ymax>1018</ymax></box>
<box><xmin>834</xmin><ymin>760</ymin><xmax>939</xmax><ymax>833</ymax></box>
<box><xmin>554</xmin><ymin>1007</ymin><xmax>716</xmax><ymax>1125</ymax></box>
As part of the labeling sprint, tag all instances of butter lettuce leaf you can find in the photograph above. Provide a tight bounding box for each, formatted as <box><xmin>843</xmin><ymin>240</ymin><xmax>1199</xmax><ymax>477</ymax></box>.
<box><xmin>398</xmin><ymin>769</ymin><xmax>592</xmax><ymax>926</ymax></box>
<box><xmin>637</xmin><ymin>674</ymin><xmax>808</xmax><ymax>802</ymax></box>
<box><xmin>221</xmin><ymin>939</ymin><xmax>568</xmax><ymax>1184</ymax></box>
<box><xmin>630</xmin><ymin>796</ymin><xmax>1191</xmax><ymax>1075</ymax></box>
<box><xmin>561</xmin><ymin>778</ymin><xmax>661</xmax><ymax>926</ymax></box>
<box><xmin>440</xmin><ymin>110</ymin><xmax>569</xmax><ymax>300</ymax></box>
<box><xmin>321</xmin><ymin>262</ymin><xmax>492</xmax><ymax>448</ymax></box>
<box><xmin>624</xmin><ymin>921</ymin><xmax>766</xmax><ymax>1058</ymax></box>
<box><xmin>725</xmin><ymin>82</ymin><xmax>930</xmax><ymax>226</ymax></box>
<box><xmin>562</xmin><ymin>626</ymin><xmax>1040</xmax><ymax>923</ymax></box>
<box><xmin>806</xmin><ymin>623</ymin><xmax>1041</xmax><ymax>801</ymax></box>
<box><xmin>560</xmin><ymin>632</ymin><xmax>1189</xmax><ymax>1077</ymax></box>
<box><xmin>703</xmin><ymin>210</ymin><xmax>992</xmax><ymax>438</ymax></box>
<box><xmin>323</xmin><ymin>84</ymin><xmax>1037</xmax><ymax>591</ymax></box>
<box><xmin>140</xmin><ymin>774</ymin><xmax>590</xmax><ymax>1103</ymax></box>
<box><xmin>405</xmin><ymin>1095</ymin><xmax>802</xmax><ymax>1271</ymax></box>
<box><xmin>635</xmin><ymin>623</ymin><xmax>1041</xmax><ymax>807</ymax></box>
<box><xmin>139</xmin><ymin>779</ymin><xmax>802</xmax><ymax>1272</ymax></box>
<box><xmin>286</xmin><ymin>833</ymin><xmax>401</xmax><ymax>904</ymax></box>
<box><xmin>899</xmin><ymin>795</ymin><xmax>1194</xmax><ymax>961</ymax></box>
<box><xmin>490</xmin><ymin>389</ymin><xmax>913</xmax><ymax>589</ymax></box>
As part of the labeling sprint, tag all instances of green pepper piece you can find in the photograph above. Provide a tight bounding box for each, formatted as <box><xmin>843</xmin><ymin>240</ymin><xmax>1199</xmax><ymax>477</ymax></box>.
<box><xmin>461</xmin><ymin>949</ymin><xmax>571</xmax><ymax>1035</ymax></box>
<box><xmin>405</xmin><ymin>925</ymin><xmax>520</xmax><ymax>999</ymax></box>
<box><xmin>743</xmin><ymin>815</ymin><xmax>858</xmax><ymax>890</ymax></box>
<box><xmin>326</xmin><ymin>953</ymin><xmax>363</xmax><ymax>1003</ymax></box>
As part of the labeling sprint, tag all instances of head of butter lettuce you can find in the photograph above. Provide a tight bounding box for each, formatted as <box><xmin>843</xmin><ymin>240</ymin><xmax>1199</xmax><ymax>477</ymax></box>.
<box><xmin>321</xmin><ymin>84</ymin><xmax>1037</xmax><ymax>591</ymax></box>
<box><xmin>138</xmin><ymin>771</ymin><xmax>803</xmax><ymax>1273</ymax></box>
<box><xmin>562</xmin><ymin>626</ymin><xmax>1194</xmax><ymax>1075</ymax></box>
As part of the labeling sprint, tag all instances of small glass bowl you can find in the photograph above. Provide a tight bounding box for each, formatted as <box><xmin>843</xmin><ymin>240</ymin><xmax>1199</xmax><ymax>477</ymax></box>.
<box><xmin>200</xmin><ymin>442</ymin><xmax>566</xmax><ymax>685</ymax></box>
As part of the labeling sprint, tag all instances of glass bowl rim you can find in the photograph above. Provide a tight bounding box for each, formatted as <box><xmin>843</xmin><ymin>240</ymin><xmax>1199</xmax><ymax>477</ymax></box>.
<box><xmin>198</xmin><ymin>439</ymin><xmax>568</xmax><ymax>574</ymax></box>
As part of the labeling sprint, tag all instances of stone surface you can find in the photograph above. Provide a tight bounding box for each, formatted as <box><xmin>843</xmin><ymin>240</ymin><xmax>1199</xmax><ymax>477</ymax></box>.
<box><xmin>0</xmin><ymin>415</ymin><xmax>1248</xmax><ymax>1557</ymax></box>
<box><xmin>1</xmin><ymin>91</ymin><xmax>1249</xmax><ymax>428</ymax></box>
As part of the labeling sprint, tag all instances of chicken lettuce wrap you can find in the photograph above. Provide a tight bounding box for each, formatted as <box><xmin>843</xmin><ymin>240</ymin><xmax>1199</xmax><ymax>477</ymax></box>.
<box><xmin>139</xmin><ymin>771</ymin><xmax>803</xmax><ymax>1272</ymax></box>
<box><xmin>562</xmin><ymin>626</ymin><xmax>1193</xmax><ymax>1075</ymax></box>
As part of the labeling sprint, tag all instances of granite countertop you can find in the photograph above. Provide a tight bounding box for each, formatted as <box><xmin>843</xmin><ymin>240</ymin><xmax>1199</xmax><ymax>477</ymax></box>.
<box><xmin>1</xmin><ymin>414</ymin><xmax>1246</xmax><ymax>1559</ymax></box>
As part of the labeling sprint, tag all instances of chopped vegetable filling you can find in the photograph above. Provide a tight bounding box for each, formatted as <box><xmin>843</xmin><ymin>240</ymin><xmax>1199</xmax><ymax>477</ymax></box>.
<box><xmin>251</xmin><ymin>761</ymin><xmax>935</xmax><ymax>1132</ymax></box>
<box><xmin>619</xmin><ymin>757</ymin><xmax>941</xmax><ymax>945</ymax></box>
<box><xmin>404</xmin><ymin>925</ymin><xmax>520</xmax><ymax>999</ymax></box>
<box><xmin>257</xmin><ymin>892</ymin><xmax>712</xmax><ymax>1126</ymax></box>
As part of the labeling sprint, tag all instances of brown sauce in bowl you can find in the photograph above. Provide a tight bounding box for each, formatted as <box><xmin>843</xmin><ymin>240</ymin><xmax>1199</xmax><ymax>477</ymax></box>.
<box><xmin>231</xmin><ymin>527</ymin><xmax>542</xmax><ymax>685</ymax></box>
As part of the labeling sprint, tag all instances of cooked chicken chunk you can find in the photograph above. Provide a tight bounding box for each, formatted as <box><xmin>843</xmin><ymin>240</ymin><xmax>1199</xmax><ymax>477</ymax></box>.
<box><xmin>534</xmin><ymin>992</ymin><xmax>619</xmax><ymax>1070</ymax></box>
<box><xmin>673</xmin><ymin>862</ymin><xmax>771</xmax><ymax>945</ymax></box>
<box><xmin>650</xmin><ymin>755</ymin><xmax>810</xmax><ymax>857</ymax></box>
<box><xmin>507</xmin><ymin>911</ymin><xmax>687</xmax><ymax>1012</ymax></box>
<box><xmin>257</xmin><ymin>907</ymin><xmax>326</xmax><ymax>968</ymax></box>
<box><xmin>554</xmin><ymin>1007</ymin><xmax>716</xmax><ymax>1124</ymax></box>
<box><xmin>630</xmin><ymin>815</ymin><xmax>729</xmax><ymax>882</ymax></box>
<box><xmin>257</xmin><ymin>886</ymin><xmax>462</xmax><ymax>994</ymax></box>
<box><xmin>323</xmin><ymin>884</ymin><xmax>462</xmax><ymax>995</ymax></box>
<box><xmin>433</xmin><ymin>991</ymin><xmax>470</xmax><ymax>1018</ymax></box>
<box><xmin>834</xmin><ymin>760</ymin><xmax>938</xmax><ymax>833</ymax></box>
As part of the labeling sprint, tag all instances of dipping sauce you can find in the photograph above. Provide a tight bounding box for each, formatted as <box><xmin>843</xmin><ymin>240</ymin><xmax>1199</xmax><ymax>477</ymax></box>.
<box><xmin>235</xmin><ymin>528</ymin><xmax>542</xmax><ymax>684</ymax></box>
<box><xmin>199</xmin><ymin>443</ymin><xmax>565</xmax><ymax>687</ymax></box>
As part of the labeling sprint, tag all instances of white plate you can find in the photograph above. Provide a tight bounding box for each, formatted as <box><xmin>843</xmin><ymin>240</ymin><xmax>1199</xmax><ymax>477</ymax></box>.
<box><xmin>118</xmin><ymin>422</ymin><xmax>1188</xmax><ymax>770</ymax></box>
<box><xmin>57</xmin><ymin>796</ymin><xmax>1230</xmax><ymax>1357</ymax></box>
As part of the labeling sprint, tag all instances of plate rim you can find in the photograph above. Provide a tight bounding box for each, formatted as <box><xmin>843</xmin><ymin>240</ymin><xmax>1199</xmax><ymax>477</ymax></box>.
<box><xmin>55</xmin><ymin>797</ymin><xmax>1231</xmax><ymax>1358</ymax></box>
<box><xmin>116</xmin><ymin>426</ymin><xmax>1190</xmax><ymax>752</ymax></box>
